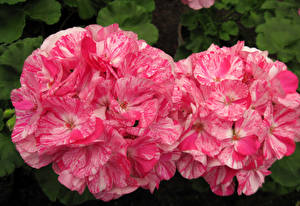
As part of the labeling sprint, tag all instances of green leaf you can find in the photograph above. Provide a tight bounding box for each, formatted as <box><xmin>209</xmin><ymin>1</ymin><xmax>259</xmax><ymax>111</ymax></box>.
<box><xmin>261</xmin><ymin>180</ymin><xmax>296</xmax><ymax>195</ymax></box>
<box><xmin>97</xmin><ymin>1</ymin><xmax>148</xmax><ymax>26</ymax></box>
<box><xmin>131</xmin><ymin>0</ymin><xmax>155</xmax><ymax>12</ymax></box>
<box><xmin>221</xmin><ymin>21</ymin><xmax>239</xmax><ymax>36</ymax></box>
<box><xmin>6</xmin><ymin>115</ymin><xmax>15</xmax><ymax>131</ymax></box>
<box><xmin>97</xmin><ymin>0</ymin><xmax>158</xmax><ymax>44</ymax></box>
<box><xmin>35</xmin><ymin>166</ymin><xmax>60</xmax><ymax>201</ymax></box>
<box><xmin>174</xmin><ymin>46</ymin><xmax>192</xmax><ymax>62</ymax></box>
<box><xmin>0</xmin><ymin>6</ymin><xmax>25</xmax><ymax>43</ymax></box>
<box><xmin>123</xmin><ymin>23</ymin><xmax>158</xmax><ymax>45</ymax></box>
<box><xmin>63</xmin><ymin>0</ymin><xmax>78</xmax><ymax>7</ymax></box>
<box><xmin>186</xmin><ymin>30</ymin><xmax>214</xmax><ymax>52</ymax></box>
<box><xmin>256</xmin><ymin>17</ymin><xmax>300</xmax><ymax>54</ymax></box>
<box><xmin>219</xmin><ymin>32</ymin><xmax>230</xmax><ymax>41</ymax></box>
<box><xmin>0</xmin><ymin>109</ymin><xmax>3</xmax><ymax>132</ymax></box>
<box><xmin>271</xmin><ymin>143</ymin><xmax>300</xmax><ymax>187</ymax></box>
<box><xmin>35</xmin><ymin>166</ymin><xmax>94</xmax><ymax>205</ymax></box>
<box><xmin>181</xmin><ymin>11</ymin><xmax>199</xmax><ymax>30</ymax></box>
<box><xmin>0</xmin><ymin>64</ymin><xmax>20</xmax><ymax>100</ymax></box>
<box><xmin>261</xmin><ymin>0</ymin><xmax>277</xmax><ymax>9</ymax></box>
<box><xmin>0</xmin><ymin>36</ymin><xmax>43</xmax><ymax>73</ymax></box>
<box><xmin>215</xmin><ymin>0</ymin><xmax>238</xmax><ymax>10</ymax></box>
<box><xmin>235</xmin><ymin>0</ymin><xmax>258</xmax><ymax>13</ymax></box>
<box><xmin>0</xmin><ymin>133</ymin><xmax>23</xmax><ymax>177</ymax></box>
<box><xmin>77</xmin><ymin>0</ymin><xmax>97</xmax><ymax>20</ymax></box>
<box><xmin>241</xmin><ymin>11</ymin><xmax>264</xmax><ymax>28</ymax></box>
<box><xmin>0</xmin><ymin>0</ymin><xmax>26</xmax><ymax>5</ymax></box>
<box><xmin>3</xmin><ymin>109</ymin><xmax>14</xmax><ymax>119</ymax></box>
<box><xmin>25</xmin><ymin>0</ymin><xmax>61</xmax><ymax>25</ymax></box>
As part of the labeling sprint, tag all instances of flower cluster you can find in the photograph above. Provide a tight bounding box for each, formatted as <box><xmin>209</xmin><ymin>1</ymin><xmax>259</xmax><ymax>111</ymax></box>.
<box><xmin>175</xmin><ymin>42</ymin><xmax>300</xmax><ymax>195</ymax></box>
<box><xmin>11</xmin><ymin>25</ymin><xmax>299</xmax><ymax>201</ymax></box>
<box><xmin>11</xmin><ymin>24</ymin><xmax>181</xmax><ymax>201</ymax></box>
<box><xmin>181</xmin><ymin>0</ymin><xmax>215</xmax><ymax>10</ymax></box>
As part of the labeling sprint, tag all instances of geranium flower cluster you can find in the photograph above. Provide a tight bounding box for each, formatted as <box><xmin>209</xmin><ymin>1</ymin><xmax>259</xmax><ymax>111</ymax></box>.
<box><xmin>11</xmin><ymin>25</ymin><xmax>299</xmax><ymax>201</ymax></box>
<box><xmin>181</xmin><ymin>0</ymin><xmax>215</xmax><ymax>10</ymax></box>
<box><xmin>11</xmin><ymin>24</ymin><xmax>182</xmax><ymax>201</ymax></box>
<box><xmin>175</xmin><ymin>42</ymin><xmax>300</xmax><ymax>195</ymax></box>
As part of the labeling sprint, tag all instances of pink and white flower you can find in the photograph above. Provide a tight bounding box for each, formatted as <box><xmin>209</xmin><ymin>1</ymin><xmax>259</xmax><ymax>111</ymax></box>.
<box><xmin>181</xmin><ymin>0</ymin><xmax>215</xmax><ymax>10</ymax></box>
<box><xmin>11</xmin><ymin>24</ymin><xmax>300</xmax><ymax>201</ymax></box>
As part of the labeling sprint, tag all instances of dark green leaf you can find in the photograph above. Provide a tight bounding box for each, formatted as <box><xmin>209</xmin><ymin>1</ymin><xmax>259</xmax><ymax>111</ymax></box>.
<box><xmin>235</xmin><ymin>0</ymin><xmax>258</xmax><ymax>13</ymax></box>
<box><xmin>174</xmin><ymin>46</ymin><xmax>192</xmax><ymax>62</ymax></box>
<box><xmin>3</xmin><ymin>109</ymin><xmax>14</xmax><ymax>119</ymax></box>
<box><xmin>241</xmin><ymin>11</ymin><xmax>264</xmax><ymax>28</ymax></box>
<box><xmin>123</xmin><ymin>23</ymin><xmax>158</xmax><ymax>45</ymax></box>
<box><xmin>97</xmin><ymin>0</ymin><xmax>158</xmax><ymax>44</ymax></box>
<box><xmin>256</xmin><ymin>17</ymin><xmax>300</xmax><ymax>54</ymax></box>
<box><xmin>186</xmin><ymin>30</ymin><xmax>214</xmax><ymax>52</ymax></box>
<box><xmin>0</xmin><ymin>133</ymin><xmax>23</xmax><ymax>177</ymax></box>
<box><xmin>35</xmin><ymin>166</ymin><xmax>61</xmax><ymax>202</ymax></box>
<box><xmin>181</xmin><ymin>11</ymin><xmax>199</xmax><ymax>30</ymax></box>
<box><xmin>0</xmin><ymin>109</ymin><xmax>3</xmax><ymax>132</ymax></box>
<box><xmin>25</xmin><ymin>0</ymin><xmax>61</xmax><ymax>25</ymax></box>
<box><xmin>35</xmin><ymin>166</ymin><xmax>94</xmax><ymax>205</ymax></box>
<box><xmin>271</xmin><ymin>143</ymin><xmax>300</xmax><ymax>187</ymax></box>
<box><xmin>0</xmin><ymin>36</ymin><xmax>43</xmax><ymax>73</ymax></box>
<box><xmin>0</xmin><ymin>65</ymin><xmax>20</xmax><ymax>100</ymax></box>
<box><xmin>6</xmin><ymin>115</ymin><xmax>15</xmax><ymax>131</ymax></box>
<box><xmin>219</xmin><ymin>32</ymin><xmax>230</xmax><ymax>41</ymax></box>
<box><xmin>261</xmin><ymin>180</ymin><xmax>296</xmax><ymax>195</ymax></box>
<box><xmin>63</xmin><ymin>0</ymin><xmax>78</xmax><ymax>7</ymax></box>
<box><xmin>97</xmin><ymin>1</ymin><xmax>148</xmax><ymax>26</ymax></box>
<box><xmin>0</xmin><ymin>6</ymin><xmax>25</xmax><ymax>43</ymax></box>
<box><xmin>221</xmin><ymin>21</ymin><xmax>239</xmax><ymax>36</ymax></box>
<box><xmin>77</xmin><ymin>0</ymin><xmax>97</xmax><ymax>20</ymax></box>
<box><xmin>0</xmin><ymin>0</ymin><xmax>25</xmax><ymax>5</ymax></box>
<box><xmin>131</xmin><ymin>0</ymin><xmax>155</xmax><ymax>12</ymax></box>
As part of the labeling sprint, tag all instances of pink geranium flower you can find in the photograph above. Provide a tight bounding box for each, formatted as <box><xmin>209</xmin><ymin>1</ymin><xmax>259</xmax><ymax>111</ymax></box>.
<box><xmin>11</xmin><ymin>24</ymin><xmax>300</xmax><ymax>201</ymax></box>
<box><xmin>262</xmin><ymin>103</ymin><xmax>297</xmax><ymax>160</ymax></box>
<box><xmin>181</xmin><ymin>0</ymin><xmax>215</xmax><ymax>10</ymax></box>
<box><xmin>217</xmin><ymin>109</ymin><xmax>262</xmax><ymax>169</ymax></box>
<box><xmin>236</xmin><ymin>156</ymin><xmax>274</xmax><ymax>195</ymax></box>
<box><xmin>11</xmin><ymin>24</ymin><xmax>181</xmax><ymax>201</ymax></box>
<box><xmin>174</xmin><ymin>41</ymin><xmax>300</xmax><ymax>197</ymax></box>
<box><xmin>206</xmin><ymin>80</ymin><xmax>249</xmax><ymax>121</ymax></box>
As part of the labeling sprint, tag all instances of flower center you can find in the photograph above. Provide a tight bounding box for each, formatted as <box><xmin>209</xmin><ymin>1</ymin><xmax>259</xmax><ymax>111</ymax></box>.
<box><xmin>269</xmin><ymin>126</ymin><xmax>275</xmax><ymax>134</ymax></box>
<box><xmin>124</xmin><ymin>134</ymin><xmax>138</xmax><ymax>139</ymax></box>
<box><xmin>120</xmin><ymin>101</ymin><xmax>128</xmax><ymax>110</ymax></box>
<box><xmin>232</xmin><ymin>130</ymin><xmax>240</xmax><ymax>141</ymax></box>
<box><xmin>65</xmin><ymin>120</ymin><xmax>75</xmax><ymax>130</ymax></box>
<box><xmin>232</xmin><ymin>134</ymin><xmax>240</xmax><ymax>141</ymax></box>
<box><xmin>224</xmin><ymin>96</ymin><xmax>233</xmax><ymax>105</ymax></box>
<box><xmin>192</xmin><ymin>123</ymin><xmax>204</xmax><ymax>132</ymax></box>
<box><xmin>214</xmin><ymin>77</ymin><xmax>221</xmax><ymax>82</ymax></box>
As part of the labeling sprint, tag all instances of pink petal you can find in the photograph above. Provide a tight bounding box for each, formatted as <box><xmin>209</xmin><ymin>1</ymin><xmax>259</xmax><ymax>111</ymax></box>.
<box><xmin>273</xmin><ymin>70</ymin><xmax>298</xmax><ymax>94</ymax></box>
<box><xmin>127</xmin><ymin>137</ymin><xmax>160</xmax><ymax>177</ymax></box>
<box><xmin>218</xmin><ymin>146</ymin><xmax>247</xmax><ymax>169</ymax></box>
<box><xmin>235</xmin><ymin>135</ymin><xmax>260</xmax><ymax>156</ymax></box>
<box><xmin>176</xmin><ymin>153</ymin><xmax>206</xmax><ymax>179</ymax></box>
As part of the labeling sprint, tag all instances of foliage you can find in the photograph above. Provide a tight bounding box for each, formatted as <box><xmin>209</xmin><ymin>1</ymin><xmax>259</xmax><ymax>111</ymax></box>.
<box><xmin>0</xmin><ymin>0</ymin><xmax>61</xmax><ymax>43</ymax></box>
<box><xmin>176</xmin><ymin>0</ymin><xmax>300</xmax><ymax>88</ymax></box>
<box><xmin>35</xmin><ymin>166</ymin><xmax>95</xmax><ymax>205</ymax></box>
<box><xmin>0</xmin><ymin>37</ymin><xmax>42</xmax><ymax>100</ymax></box>
<box><xmin>97</xmin><ymin>0</ymin><xmax>158</xmax><ymax>44</ymax></box>
<box><xmin>270</xmin><ymin>143</ymin><xmax>300</xmax><ymax>189</ymax></box>
<box><xmin>0</xmin><ymin>120</ymin><xmax>23</xmax><ymax>177</ymax></box>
